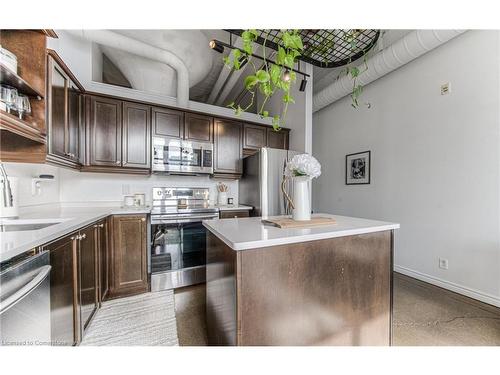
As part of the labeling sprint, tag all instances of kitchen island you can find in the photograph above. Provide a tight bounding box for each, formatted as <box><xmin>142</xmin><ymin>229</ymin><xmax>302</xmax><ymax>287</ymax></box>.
<box><xmin>203</xmin><ymin>214</ymin><xmax>400</xmax><ymax>346</ymax></box>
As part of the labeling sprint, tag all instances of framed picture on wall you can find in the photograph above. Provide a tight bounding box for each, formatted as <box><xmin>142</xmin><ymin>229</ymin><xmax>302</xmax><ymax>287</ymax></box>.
<box><xmin>346</xmin><ymin>151</ymin><xmax>371</xmax><ymax>185</ymax></box>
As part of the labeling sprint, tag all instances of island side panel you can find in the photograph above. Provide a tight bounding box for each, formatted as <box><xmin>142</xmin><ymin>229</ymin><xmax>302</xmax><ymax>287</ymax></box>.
<box><xmin>238</xmin><ymin>231</ymin><xmax>393</xmax><ymax>346</ymax></box>
<box><xmin>206</xmin><ymin>232</ymin><xmax>239</xmax><ymax>345</ymax></box>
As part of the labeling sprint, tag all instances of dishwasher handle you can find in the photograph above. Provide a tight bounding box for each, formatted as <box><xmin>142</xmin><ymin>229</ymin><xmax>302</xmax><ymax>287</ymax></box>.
<box><xmin>0</xmin><ymin>265</ymin><xmax>51</xmax><ymax>314</ymax></box>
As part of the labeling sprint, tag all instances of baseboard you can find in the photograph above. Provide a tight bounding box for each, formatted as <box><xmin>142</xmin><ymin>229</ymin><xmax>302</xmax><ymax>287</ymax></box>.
<box><xmin>394</xmin><ymin>265</ymin><xmax>500</xmax><ymax>308</ymax></box>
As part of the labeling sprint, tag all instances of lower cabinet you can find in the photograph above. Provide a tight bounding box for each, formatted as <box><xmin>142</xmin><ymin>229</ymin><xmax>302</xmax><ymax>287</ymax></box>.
<box><xmin>219</xmin><ymin>210</ymin><xmax>250</xmax><ymax>219</ymax></box>
<box><xmin>108</xmin><ymin>214</ymin><xmax>149</xmax><ymax>299</ymax></box>
<box><xmin>45</xmin><ymin>214</ymin><xmax>149</xmax><ymax>345</ymax></box>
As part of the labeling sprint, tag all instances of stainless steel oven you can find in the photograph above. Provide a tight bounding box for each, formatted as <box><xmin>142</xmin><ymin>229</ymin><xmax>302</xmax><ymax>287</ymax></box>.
<box><xmin>150</xmin><ymin>187</ymin><xmax>218</xmax><ymax>291</ymax></box>
<box><xmin>152</xmin><ymin>137</ymin><xmax>213</xmax><ymax>174</ymax></box>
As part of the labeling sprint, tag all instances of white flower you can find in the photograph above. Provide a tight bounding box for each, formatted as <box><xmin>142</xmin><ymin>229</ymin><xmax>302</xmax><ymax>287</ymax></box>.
<box><xmin>285</xmin><ymin>154</ymin><xmax>321</xmax><ymax>179</ymax></box>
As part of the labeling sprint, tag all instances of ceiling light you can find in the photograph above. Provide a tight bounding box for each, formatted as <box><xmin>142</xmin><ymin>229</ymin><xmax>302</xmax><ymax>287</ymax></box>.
<box><xmin>209</xmin><ymin>40</ymin><xmax>224</xmax><ymax>54</ymax></box>
<box><xmin>299</xmin><ymin>77</ymin><xmax>307</xmax><ymax>92</ymax></box>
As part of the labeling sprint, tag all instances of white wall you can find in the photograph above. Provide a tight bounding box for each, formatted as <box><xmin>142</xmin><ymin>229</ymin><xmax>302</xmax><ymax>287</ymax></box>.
<box><xmin>58</xmin><ymin>169</ymin><xmax>238</xmax><ymax>206</ymax></box>
<box><xmin>312</xmin><ymin>31</ymin><xmax>500</xmax><ymax>307</ymax></box>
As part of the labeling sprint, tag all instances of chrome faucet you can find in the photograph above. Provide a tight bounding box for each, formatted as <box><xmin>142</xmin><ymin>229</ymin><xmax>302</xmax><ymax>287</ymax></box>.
<box><xmin>0</xmin><ymin>163</ymin><xmax>13</xmax><ymax>208</ymax></box>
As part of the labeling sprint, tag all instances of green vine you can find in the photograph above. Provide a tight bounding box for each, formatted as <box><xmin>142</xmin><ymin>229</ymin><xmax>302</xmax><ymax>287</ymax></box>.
<box><xmin>222</xmin><ymin>29</ymin><xmax>379</xmax><ymax>128</ymax></box>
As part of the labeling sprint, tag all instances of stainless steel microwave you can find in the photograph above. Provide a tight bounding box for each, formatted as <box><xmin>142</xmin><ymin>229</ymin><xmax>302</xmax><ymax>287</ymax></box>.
<box><xmin>152</xmin><ymin>137</ymin><xmax>213</xmax><ymax>174</ymax></box>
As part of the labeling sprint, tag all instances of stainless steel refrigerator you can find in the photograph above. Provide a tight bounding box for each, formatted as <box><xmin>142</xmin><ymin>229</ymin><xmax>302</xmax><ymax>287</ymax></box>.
<box><xmin>239</xmin><ymin>147</ymin><xmax>301</xmax><ymax>218</ymax></box>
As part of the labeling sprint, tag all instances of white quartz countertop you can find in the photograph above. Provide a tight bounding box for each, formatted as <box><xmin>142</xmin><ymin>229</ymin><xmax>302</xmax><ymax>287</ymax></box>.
<box><xmin>0</xmin><ymin>205</ymin><xmax>151</xmax><ymax>263</ymax></box>
<box><xmin>203</xmin><ymin>213</ymin><xmax>400</xmax><ymax>251</ymax></box>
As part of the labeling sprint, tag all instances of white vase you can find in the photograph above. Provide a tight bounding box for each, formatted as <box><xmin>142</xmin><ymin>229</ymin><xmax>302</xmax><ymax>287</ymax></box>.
<box><xmin>292</xmin><ymin>176</ymin><xmax>311</xmax><ymax>221</ymax></box>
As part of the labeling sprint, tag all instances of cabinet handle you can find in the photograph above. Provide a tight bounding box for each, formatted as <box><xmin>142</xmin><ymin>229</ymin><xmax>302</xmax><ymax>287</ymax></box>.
<box><xmin>98</xmin><ymin>223</ymin><xmax>104</xmax><ymax>228</ymax></box>
<box><xmin>70</xmin><ymin>236</ymin><xmax>76</xmax><ymax>241</ymax></box>
<box><xmin>123</xmin><ymin>162</ymin><xmax>127</xmax><ymax>165</ymax></box>
<box><xmin>141</xmin><ymin>218</ymin><xmax>146</xmax><ymax>222</ymax></box>
<box><xmin>116</xmin><ymin>161</ymin><xmax>121</xmax><ymax>165</ymax></box>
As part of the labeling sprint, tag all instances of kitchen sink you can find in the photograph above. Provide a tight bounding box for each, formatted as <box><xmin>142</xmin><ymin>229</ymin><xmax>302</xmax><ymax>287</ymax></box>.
<box><xmin>0</xmin><ymin>219</ymin><xmax>69</xmax><ymax>232</ymax></box>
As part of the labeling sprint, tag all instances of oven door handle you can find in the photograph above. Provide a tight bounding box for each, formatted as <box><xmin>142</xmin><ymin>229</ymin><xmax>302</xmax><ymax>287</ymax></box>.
<box><xmin>151</xmin><ymin>214</ymin><xmax>219</xmax><ymax>224</ymax></box>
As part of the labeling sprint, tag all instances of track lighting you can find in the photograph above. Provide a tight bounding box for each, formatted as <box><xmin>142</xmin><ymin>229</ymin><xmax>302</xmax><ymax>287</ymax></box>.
<box><xmin>282</xmin><ymin>69</ymin><xmax>291</xmax><ymax>82</ymax></box>
<box><xmin>299</xmin><ymin>76</ymin><xmax>307</xmax><ymax>92</ymax></box>
<box><xmin>209</xmin><ymin>40</ymin><xmax>224</xmax><ymax>54</ymax></box>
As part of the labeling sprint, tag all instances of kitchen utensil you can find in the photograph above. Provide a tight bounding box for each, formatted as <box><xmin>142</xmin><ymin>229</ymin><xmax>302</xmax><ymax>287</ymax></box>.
<box><xmin>0</xmin><ymin>46</ymin><xmax>18</xmax><ymax>73</ymax></box>
<box><xmin>0</xmin><ymin>85</ymin><xmax>18</xmax><ymax>114</ymax></box>
<box><xmin>15</xmin><ymin>94</ymin><xmax>31</xmax><ymax>120</ymax></box>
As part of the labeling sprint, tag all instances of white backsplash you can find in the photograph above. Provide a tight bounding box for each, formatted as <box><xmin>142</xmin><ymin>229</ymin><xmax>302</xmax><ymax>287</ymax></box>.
<box><xmin>3</xmin><ymin>163</ymin><xmax>61</xmax><ymax>208</ymax></box>
<box><xmin>58</xmin><ymin>168</ymin><xmax>238</xmax><ymax>206</ymax></box>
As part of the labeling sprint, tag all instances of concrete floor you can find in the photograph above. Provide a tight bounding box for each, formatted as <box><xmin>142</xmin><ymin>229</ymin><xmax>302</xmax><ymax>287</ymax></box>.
<box><xmin>174</xmin><ymin>273</ymin><xmax>500</xmax><ymax>346</ymax></box>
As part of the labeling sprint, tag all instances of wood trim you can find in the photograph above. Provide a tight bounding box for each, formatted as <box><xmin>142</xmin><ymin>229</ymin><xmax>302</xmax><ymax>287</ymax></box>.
<box><xmin>80</xmin><ymin>165</ymin><xmax>150</xmax><ymax>175</ymax></box>
<box><xmin>211</xmin><ymin>173</ymin><xmax>241</xmax><ymax>180</ymax></box>
<box><xmin>34</xmin><ymin>29</ymin><xmax>58</xmax><ymax>38</ymax></box>
<box><xmin>46</xmin><ymin>153</ymin><xmax>81</xmax><ymax>170</ymax></box>
<box><xmin>47</xmin><ymin>49</ymin><xmax>85</xmax><ymax>92</ymax></box>
<box><xmin>0</xmin><ymin>110</ymin><xmax>46</xmax><ymax>143</ymax></box>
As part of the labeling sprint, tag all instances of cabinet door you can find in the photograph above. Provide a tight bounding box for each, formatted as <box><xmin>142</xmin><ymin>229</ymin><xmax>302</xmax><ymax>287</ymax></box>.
<box><xmin>96</xmin><ymin>220</ymin><xmax>109</xmax><ymax>302</ymax></box>
<box><xmin>185</xmin><ymin>113</ymin><xmax>213</xmax><ymax>142</ymax></box>
<box><xmin>266</xmin><ymin>128</ymin><xmax>289</xmax><ymax>150</ymax></box>
<box><xmin>89</xmin><ymin>96</ymin><xmax>122</xmax><ymax>166</ymax></box>
<box><xmin>48</xmin><ymin>60</ymin><xmax>68</xmax><ymax>158</ymax></box>
<box><xmin>78</xmin><ymin>225</ymin><xmax>98</xmax><ymax>331</ymax></box>
<box><xmin>243</xmin><ymin>124</ymin><xmax>267</xmax><ymax>151</ymax></box>
<box><xmin>122</xmin><ymin>102</ymin><xmax>151</xmax><ymax>169</ymax></box>
<box><xmin>219</xmin><ymin>210</ymin><xmax>250</xmax><ymax>219</ymax></box>
<box><xmin>109</xmin><ymin>215</ymin><xmax>148</xmax><ymax>298</ymax></box>
<box><xmin>152</xmin><ymin>107</ymin><xmax>184</xmax><ymax>138</ymax></box>
<box><xmin>67</xmin><ymin>81</ymin><xmax>81</xmax><ymax>161</ymax></box>
<box><xmin>214</xmin><ymin>119</ymin><xmax>243</xmax><ymax>175</ymax></box>
<box><xmin>48</xmin><ymin>234</ymin><xmax>78</xmax><ymax>346</ymax></box>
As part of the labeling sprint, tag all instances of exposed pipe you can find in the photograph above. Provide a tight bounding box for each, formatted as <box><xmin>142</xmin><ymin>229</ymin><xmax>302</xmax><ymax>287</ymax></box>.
<box><xmin>313</xmin><ymin>30</ymin><xmax>466</xmax><ymax>113</ymax></box>
<box><xmin>67</xmin><ymin>30</ymin><xmax>190</xmax><ymax>108</ymax></box>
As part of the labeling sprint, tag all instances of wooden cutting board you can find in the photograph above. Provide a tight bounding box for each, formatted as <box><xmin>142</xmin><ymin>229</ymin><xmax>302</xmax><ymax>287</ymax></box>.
<box><xmin>261</xmin><ymin>216</ymin><xmax>337</xmax><ymax>229</ymax></box>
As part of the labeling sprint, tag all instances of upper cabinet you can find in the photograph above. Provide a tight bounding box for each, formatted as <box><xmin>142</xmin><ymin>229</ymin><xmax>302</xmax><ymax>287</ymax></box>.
<box><xmin>152</xmin><ymin>107</ymin><xmax>184</xmax><ymax>138</ymax></box>
<box><xmin>266</xmin><ymin>127</ymin><xmax>289</xmax><ymax>150</ymax></box>
<box><xmin>122</xmin><ymin>102</ymin><xmax>151</xmax><ymax>169</ymax></box>
<box><xmin>184</xmin><ymin>112</ymin><xmax>213</xmax><ymax>142</ymax></box>
<box><xmin>87</xmin><ymin>96</ymin><xmax>122</xmax><ymax>167</ymax></box>
<box><xmin>46</xmin><ymin>50</ymin><xmax>84</xmax><ymax>169</ymax></box>
<box><xmin>152</xmin><ymin>108</ymin><xmax>213</xmax><ymax>143</ymax></box>
<box><xmin>213</xmin><ymin>118</ymin><xmax>243</xmax><ymax>178</ymax></box>
<box><xmin>243</xmin><ymin>123</ymin><xmax>267</xmax><ymax>154</ymax></box>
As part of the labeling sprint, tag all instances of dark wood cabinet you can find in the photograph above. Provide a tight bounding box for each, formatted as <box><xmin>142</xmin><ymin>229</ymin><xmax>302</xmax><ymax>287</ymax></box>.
<box><xmin>46</xmin><ymin>51</ymin><xmax>84</xmax><ymax>169</ymax></box>
<box><xmin>77</xmin><ymin>225</ymin><xmax>98</xmax><ymax>332</ymax></box>
<box><xmin>243</xmin><ymin>123</ymin><xmax>267</xmax><ymax>152</ymax></box>
<box><xmin>122</xmin><ymin>102</ymin><xmax>151</xmax><ymax>169</ymax></box>
<box><xmin>266</xmin><ymin>127</ymin><xmax>289</xmax><ymax>150</ymax></box>
<box><xmin>96</xmin><ymin>220</ymin><xmax>109</xmax><ymax>303</ymax></box>
<box><xmin>88</xmin><ymin>96</ymin><xmax>122</xmax><ymax>167</ymax></box>
<box><xmin>47</xmin><ymin>233</ymin><xmax>78</xmax><ymax>346</ymax></box>
<box><xmin>152</xmin><ymin>106</ymin><xmax>184</xmax><ymax>138</ymax></box>
<box><xmin>213</xmin><ymin>118</ymin><xmax>243</xmax><ymax>178</ymax></box>
<box><xmin>108</xmin><ymin>215</ymin><xmax>148</xmax><ymax>299</ymax></box>
<box><xmin>185</xmin><ymin>112</ymin><xmax>213</xmax><ymax>142</ymax></box>
<box><xmin>219</xmin><ymin>210</ymin><xmax>250</xmax><ymax>219</ymax></box>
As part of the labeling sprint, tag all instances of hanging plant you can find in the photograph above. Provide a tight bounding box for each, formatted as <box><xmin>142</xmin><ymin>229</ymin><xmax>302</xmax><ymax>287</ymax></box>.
<box><xmin>224</xmin><ymin>29</ymin><xmax>304</xmax><ymax>130</ymax></box>
<box><xmin>221</xmin><ymin>29</ymin><xmax>379</xmax><ymax>128</ymax></box>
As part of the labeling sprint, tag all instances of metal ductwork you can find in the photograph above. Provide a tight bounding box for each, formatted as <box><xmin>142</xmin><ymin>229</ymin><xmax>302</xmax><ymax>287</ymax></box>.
<box><xmin>313</xmin><ymin>30</ymin><xmax>466</xmax><ymax>113</ymax></box>
<box><xmin>67</xmin><ymin>29</ymin><xmax>190</xmax><ymax>108</ymax></box>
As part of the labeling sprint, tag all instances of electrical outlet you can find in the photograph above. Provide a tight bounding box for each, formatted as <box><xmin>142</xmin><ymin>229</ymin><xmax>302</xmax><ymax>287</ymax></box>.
<box><xmin>441</xmin><ymin>82</ymin><xmax>451</xmax><ymax>95</ymax></box>
<box><xmin>439</xmin><ymin>258</ymin><xmax>449</xmax><ymax>270</ymax></box>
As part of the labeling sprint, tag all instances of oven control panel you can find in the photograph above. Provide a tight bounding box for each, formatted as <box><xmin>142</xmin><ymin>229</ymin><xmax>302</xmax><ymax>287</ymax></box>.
<box><xmin>152</xmin><ymin>187</ymin><xmax>210</xmax><ymax>201</ymax></box>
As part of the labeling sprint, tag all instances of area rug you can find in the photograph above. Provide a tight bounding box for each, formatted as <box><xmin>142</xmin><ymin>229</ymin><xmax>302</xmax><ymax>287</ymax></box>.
<box><xmin>81</xmin><ymin>290</ymin><xmax>179</xmax><ymax>346</ymax></box>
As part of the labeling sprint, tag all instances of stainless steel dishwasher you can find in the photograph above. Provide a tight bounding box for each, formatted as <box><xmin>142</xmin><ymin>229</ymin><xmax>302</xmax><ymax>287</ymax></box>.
<box><xmin>0</xmin><ymin>251</ymin><xmax>51</xmax><ymax>346</ymax></box>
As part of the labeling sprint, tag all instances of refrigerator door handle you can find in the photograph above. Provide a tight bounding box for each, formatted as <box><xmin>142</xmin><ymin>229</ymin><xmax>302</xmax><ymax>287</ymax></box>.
<box><xmin>0</xmin><ymin>265</ymin><xmax>51</xmax><ymax>314</ymax></box>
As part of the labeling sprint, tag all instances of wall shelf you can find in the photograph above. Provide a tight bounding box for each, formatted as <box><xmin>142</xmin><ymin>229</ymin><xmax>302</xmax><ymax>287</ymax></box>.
<box><xmin>0</xmin><ymin>63</ymin><xmax>45</xmax><ymax>99</ymax></box>
<box><xmin>0</xmin><ymin>109</ymin><xmax>46</xmax><ymax>144</ymax></box>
